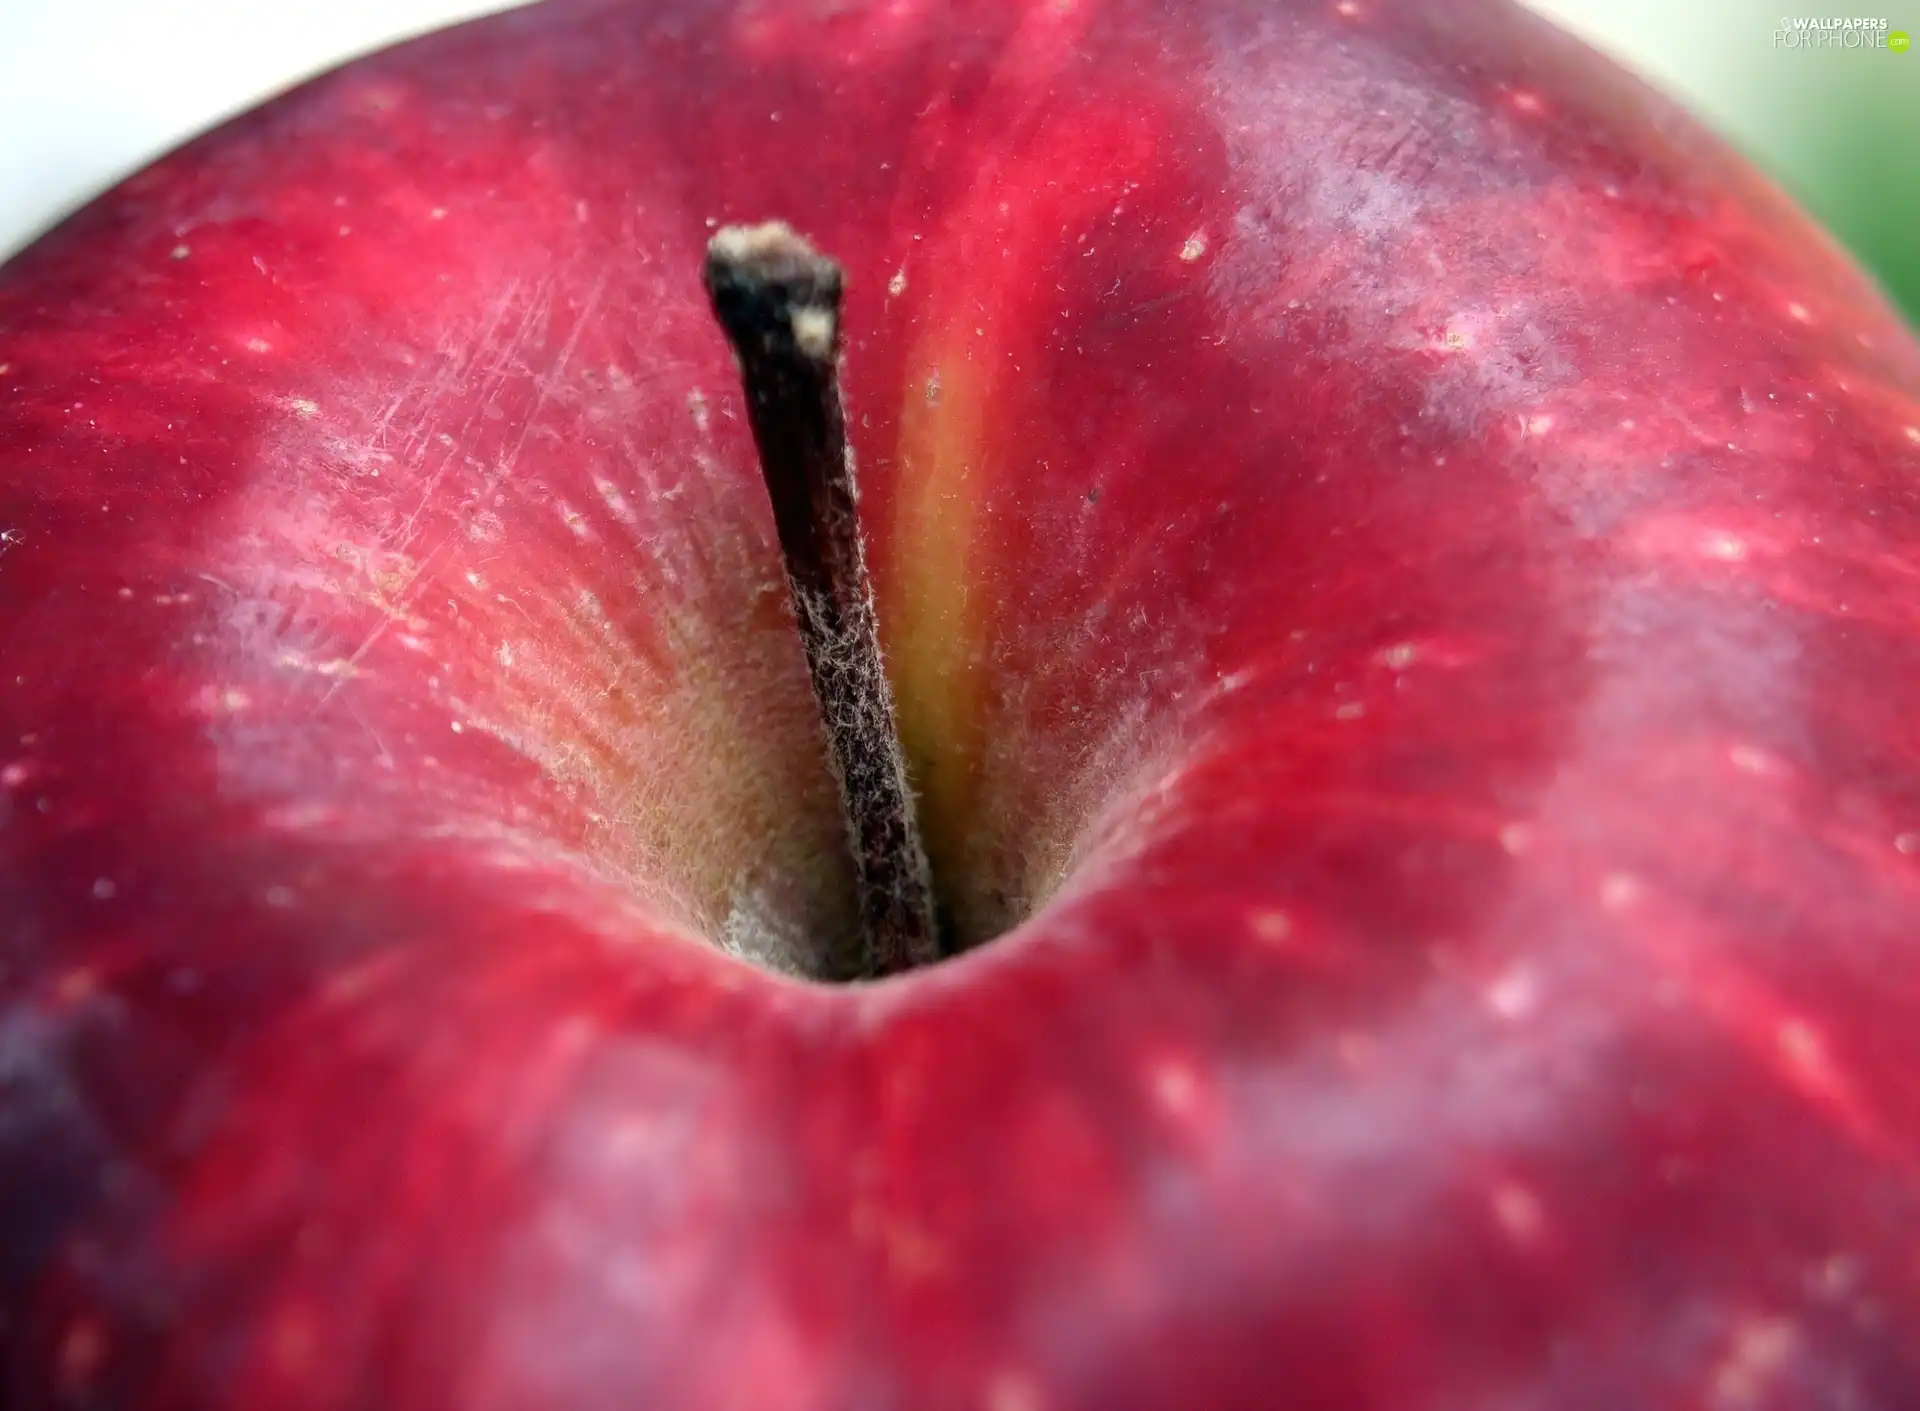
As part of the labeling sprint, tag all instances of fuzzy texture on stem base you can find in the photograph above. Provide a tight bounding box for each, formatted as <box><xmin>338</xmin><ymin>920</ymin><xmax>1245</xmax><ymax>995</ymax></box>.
<box><xmin>703</xmin><ymin>221</ymin><xmax>940</xmax><ymax>979</ymax></box>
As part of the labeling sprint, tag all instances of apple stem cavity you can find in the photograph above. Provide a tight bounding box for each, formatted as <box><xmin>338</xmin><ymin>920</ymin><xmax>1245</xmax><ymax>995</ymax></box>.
<box><xmin>703</xmin><ymin>221</ymin><xmax>942</xmax><ymax>980</ymax></box>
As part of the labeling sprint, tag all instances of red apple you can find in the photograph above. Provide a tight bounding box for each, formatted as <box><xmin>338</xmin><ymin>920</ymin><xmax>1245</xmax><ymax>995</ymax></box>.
<box><xmin>5</xmin><ymin>0</ymin><xmax>1920</xmax><ymax>1406</ymax></box>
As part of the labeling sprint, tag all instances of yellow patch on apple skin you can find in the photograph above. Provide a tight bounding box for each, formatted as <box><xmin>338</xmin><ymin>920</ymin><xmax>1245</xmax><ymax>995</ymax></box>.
<box><xmin>884</xmin><ymin>344</ymin><xmax>1174</xmax><ymax>946</ymax></box>
<box><xmin>887</xmin><ymin>338</ymin><xmax>993</xmax><ymax>889</ymax></box>
<box><xmin>884</xmin><ymin>321</ymin><xmax>1197</xmax><ymax>945</ymax></box>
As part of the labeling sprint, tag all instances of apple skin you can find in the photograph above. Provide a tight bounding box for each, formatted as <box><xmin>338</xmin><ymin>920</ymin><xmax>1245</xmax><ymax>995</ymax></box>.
<box><xmin>5</xmin><ymin>0</ymin><xmax>1920</xmax><ymax>1405</ymax></box>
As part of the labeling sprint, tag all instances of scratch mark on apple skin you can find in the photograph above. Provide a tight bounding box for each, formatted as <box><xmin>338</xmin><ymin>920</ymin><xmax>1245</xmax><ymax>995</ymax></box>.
<box><xmin>311</xmin><ymin>270</ymin><xmax>609</xmax><ymax>724</ymax></box>
<box><xmin>480</xmin><ymin>271</ymin><xmax>606</xmax><ymax>507</ymax></box>
<box><xmin>342</xmin><ymin>697</ymin><xmax>395</xmax><ymax>771</ymax></box>
<box><xmin>309</xmin><ymin>532</ymin><xmax>455</xmax><ymax>716</ymax></box>
<box><xmin>386</xmin><ymin>270</ymin><xmax>584</xmax><ymax>556</ymax></box>
<box><xmin>366</xmin><ymin>273</ymin><xmax>522</xmax><ymax>459</ymax></box>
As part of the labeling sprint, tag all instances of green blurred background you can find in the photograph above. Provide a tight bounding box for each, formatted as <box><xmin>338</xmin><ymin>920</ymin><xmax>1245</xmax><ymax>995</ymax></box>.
<box><xmin>0</xmin><ymin>0</ymin><xmax>1915</xmax><ymax>329</ymax></box>
<box><xmin>1528</xmin><ymin>0</ymin><xmax>1919</xmax><ymax>327</ymax></box>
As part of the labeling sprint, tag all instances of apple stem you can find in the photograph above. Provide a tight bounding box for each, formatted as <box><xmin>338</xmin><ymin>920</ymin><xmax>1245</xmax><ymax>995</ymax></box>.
<box><xmin>703</xmin><ymin>222</ymin><xmax>942</xmax><ymax>980</ymax></box>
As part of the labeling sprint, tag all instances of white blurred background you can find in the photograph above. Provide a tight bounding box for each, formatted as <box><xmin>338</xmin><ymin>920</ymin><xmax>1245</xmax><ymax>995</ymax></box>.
<box><xmin>1</xmin><ymin>0</ymin><xmax>1916</xmax><ymax>322</ymax></box>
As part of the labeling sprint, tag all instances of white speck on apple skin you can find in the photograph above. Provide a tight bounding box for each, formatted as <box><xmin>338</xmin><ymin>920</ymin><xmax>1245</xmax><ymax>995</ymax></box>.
<box><xmin>1337</xmin><ymin>1032</ymin><xmax>1378</xmax><ymax>1072</ymax></box>
<box><xmin>1499</xmin><ymin>823</ymin><xmax>1533</xmax><ymax>856</ymax></box>
<box><xmin>1709</xmin><ymin>1316</ymin><xmax>1799</xmax><ymax>1409</ymax></box>
<box><xmin>1599</xmin><ymin>872</ymin><xmax>1642</xmax><ymax>910</ymax></box>
<box><xmin>1145</xmin><ymin>1054</ymin><xmax>1206</xmax><ymax>1122</ymax></box>
<box><xmin>547</xmin><ymin>1016</ymin><xmax>598</xmax><ymax>1061</ymax></box>
<box><xmin>572</xmin><ymin>588</ymin><xmax>608</xmax><ymax>625</ymax></box>
<box><xmin>1895</xmin><ymin>832</ymin><xmax>1920</xmax><ymax>855</ymax></box>
<box><xmin>1775</xmin><ymin>1019</ymin><xmax>1833</xmax><ymax>1083</ymax></box>
<box><xmin>1699</xmin><ymin>530</ymin><xmax>1748</xmax><ymax>562</ymax></box>
<box><xmin>193</xmin><ymin>685</ymin><xmax>252</xmax><ymax>715</ymax></box>
<box><xmin>268</xmin><ymin>1303</ymin><xmax>320</xmax><ymax>1376</ymax></box>
<box><xmin>1377</xmin><ymin>642</ymin><xmax>1418</xmax><ymax>669</ymax></box>
<box><xmin>1489</xmin><ymin>1180</ymin><xmax>1548</xmax><ymax>1246</ymax></box>
<box><xmin>262</xmin><ymin>802</ymin><xmax>336</xmax><ymax>831</ymax></box>
<box><xmin>53</xmin><ymin>966</ymin><xmax>101</xmax><ymax>1005</ymax></box>
<box><xmin>1484</xmin><ymin>965</ymin><xmax>1539</xmax><ymax>1021</ymax></box>
<box><xmin>985</xmin><ymin>1370</ymin><xmax>1048</xmax><ymax>1411</ymax></box>
<box><xmin>57</xmin><ymin>1319</ymin><xmax>107</xmax><ymax>1392</ymax></box>
<box><xmin>1809</xmin><ymin>1254</ymin><xmax>1863</xmax><ymax>1302</ymax></box>
<box><xmin>1179</xmin><ymin>231</ymin><xmax>1208</xmax><ymax>262</ymax></box>
<box><xmin>887</xmin><ymin>268</ymin><xmax>907</xmax><ymax>297</ymax></box>
<box><xmin>319</xmin><ymin>953</ymin><xmax>397</xmax><ymax>1006</ymax></box>
<box><xmin>90</xmin><ymin>877</ymin><xmax>116</xmax><ymax>901</ymax></box>
<box><xmin>593</xmin><ymin>478</ymin><xmax>640</xmax><ymax>528</ymax></box>
<box><xmin>274</xmin><ymin>651</ymin><xmax>360</xmax><ymax>679</ymax></box>
<box><xmin>1247</xmin><ymin>908</ymin><xmax>1293</xmax><ymax>945</ymax></box>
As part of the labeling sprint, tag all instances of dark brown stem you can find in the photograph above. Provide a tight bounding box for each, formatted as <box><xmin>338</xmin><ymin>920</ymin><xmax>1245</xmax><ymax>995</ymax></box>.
<box><xmin>702</xmin><ymin>222</ymin><xmax>941</xmax><ymax>980</ymax></box>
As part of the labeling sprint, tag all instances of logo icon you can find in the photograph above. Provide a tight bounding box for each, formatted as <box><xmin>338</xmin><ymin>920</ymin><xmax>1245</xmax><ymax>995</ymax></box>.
<box><xmin>1890</xmin><ymin>28</ymin><xmax>1912</xmax><ymax>50</ymax></box>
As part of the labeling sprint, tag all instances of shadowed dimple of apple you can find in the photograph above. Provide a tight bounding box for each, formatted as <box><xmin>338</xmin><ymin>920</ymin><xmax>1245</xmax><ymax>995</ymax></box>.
<box><xmin>1</xmin><ymin>91</ymin><xmax>867</xmax><ymax>977</ymax></box>
<box><xmin>5</xmin><ymin>0</ymin><xmax>1920</xmax><ymax>1408</ymax></box>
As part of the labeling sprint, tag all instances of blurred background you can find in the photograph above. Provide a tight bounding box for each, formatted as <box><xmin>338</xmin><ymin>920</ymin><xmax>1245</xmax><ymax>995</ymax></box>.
<box><xmin>0</xmin><ymin>0</ymin><xmax>1914</xmax><ymax>326</ymax></box>
<box><xmin>1531</xmin><ymin>0</ymin><xmax>1918</xmax><ymax>324</ymax></box>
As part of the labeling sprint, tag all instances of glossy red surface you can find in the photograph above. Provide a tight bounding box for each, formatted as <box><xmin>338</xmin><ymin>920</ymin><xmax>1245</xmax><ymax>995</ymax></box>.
<box><xmin>4</xmin><ymin>0</ymin><xmax>1920</xmax><ymax>1406</ymax></box>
